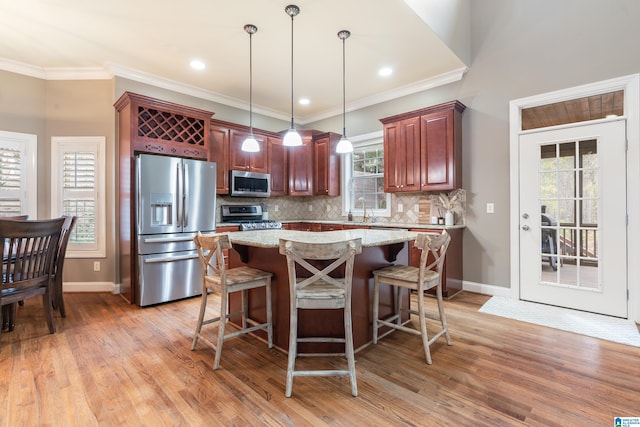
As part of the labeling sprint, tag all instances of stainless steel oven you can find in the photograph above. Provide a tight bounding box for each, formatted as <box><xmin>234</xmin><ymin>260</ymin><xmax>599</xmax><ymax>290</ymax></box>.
<box><xmin>221</xmin><ymin>204</ymin><xmax>282</xmax><ymax>230</ymax></box>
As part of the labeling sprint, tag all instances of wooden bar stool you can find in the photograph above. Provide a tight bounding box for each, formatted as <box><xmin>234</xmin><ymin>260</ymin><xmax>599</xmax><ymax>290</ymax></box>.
<box><xmin>192</xmin><ymin>232</ymin><xmax>273</xmax><ymax>370</ymax></box>
<box><xmin>279</xmin><ymin>237</ymin><xmax>362</xmax><ymax>397</ymax></box>
<box><xmin>372</xmin><ymin>231</ymin><xmax>452</xmax><ymax>364</ymax></box>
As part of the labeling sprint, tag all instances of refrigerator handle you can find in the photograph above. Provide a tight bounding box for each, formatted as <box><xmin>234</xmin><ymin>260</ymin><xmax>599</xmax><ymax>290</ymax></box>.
<box><xmin>183</xmin><ymin>163</ymin><xmax>189</xmax><ymax>227</ymax></box>
<box><xmin>176</xmin><ymin>163</ymin><xmax>183</xmax><ymax>227</ymax></box>
<box><xmin>136</xmin><ymin>156</ymin><xmax>142</xmax><ymax>231</ymax></box>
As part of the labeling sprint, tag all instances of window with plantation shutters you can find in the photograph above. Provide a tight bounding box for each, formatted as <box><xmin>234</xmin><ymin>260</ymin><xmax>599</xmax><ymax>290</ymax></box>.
<box><xmin>0</xmin><ymin>131</ymin><xmax>37</xmax><ymax>218</ymax></box>
<box><xmin>51</xmin><ymin>136</ymin><xmax>106</xmax><ymax>258</ymax></box>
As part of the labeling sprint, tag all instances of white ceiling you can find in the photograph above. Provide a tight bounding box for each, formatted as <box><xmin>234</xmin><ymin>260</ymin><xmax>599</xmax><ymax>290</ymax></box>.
<box><xmin>0</xmin><ymin>0</ymin><xmax>467</xmax><ymax>124</ymax></box>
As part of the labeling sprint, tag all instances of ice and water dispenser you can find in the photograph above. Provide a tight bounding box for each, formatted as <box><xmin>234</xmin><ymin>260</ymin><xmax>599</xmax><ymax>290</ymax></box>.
<box><xmin>150</xmin><ymin>193</ymin><xmax>173</xmax><ymax>226</ymax></box>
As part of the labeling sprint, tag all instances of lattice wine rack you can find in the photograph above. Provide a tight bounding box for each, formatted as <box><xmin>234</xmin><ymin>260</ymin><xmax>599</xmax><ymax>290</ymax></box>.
<box><xmin>137</xmin><ymin>107</ymin><xmax>204</xmax><ymax>144</ymax></box>
<box><xmin>115</xmin><ymin>92</ymin><xmax>214</xmax><ymax>160</ymax></box>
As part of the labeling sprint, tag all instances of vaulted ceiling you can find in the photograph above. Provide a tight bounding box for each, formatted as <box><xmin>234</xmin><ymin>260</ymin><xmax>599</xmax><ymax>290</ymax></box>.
<box><xmin>0</xmin><ymin>0</ymin><xmax>469</xmax><ymax>124</ymax></box>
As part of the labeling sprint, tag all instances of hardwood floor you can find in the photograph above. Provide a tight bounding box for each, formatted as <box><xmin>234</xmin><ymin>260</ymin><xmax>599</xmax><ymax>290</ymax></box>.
<box><xmin>1</xmin><ymin>291</ymin><xmax>638</xmax><ymax>426</ymax></box>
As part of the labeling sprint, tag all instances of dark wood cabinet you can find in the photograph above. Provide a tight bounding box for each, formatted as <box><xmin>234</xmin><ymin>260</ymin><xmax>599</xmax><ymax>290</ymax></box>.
<box><xmin>285</xmin><ymin>222</ymin><xmax>322</xmax><ymax>232</ymax></box>
<box><xmin>209</xmin><ymin>125</ymin><xmax>230</xmax><ymax>194</ymax></box>
<box><xmin>229</xmin><ymin>129</ymin><xmax>268</xmax><ymax>173</ymax></box>
<box><xmin>268</xmin><ymin>136</ymin><xmax>288</xmax><ymax>196</ymax></box>
<box><xmin>313</xmin><ymin>132</ymin><xmax>341</xmax><ymax>196</ymax></box>
<box><xmin>342</xmin><ymin>224</ymin><xmax>369</xmax><ymax>230</ymax></box>
<box><xmin>420</xmin><ymin>107</ymin><xmax>461</xmax><ymax>191</ymax></box>
<box><xmin>381</xmin><ymin>100</ymin><xmax>465</xmax><ymax>193</ymax></box>
<box><xmin>382</xmin><ymin>117</ymin><xmax>421</xmax><ymax>192</ymax></box>
<box><xmin>211</xmin><ymin>119</ymin><xmax>280</xmax><ymax>195</ymax></box>
<box><xmin>409</xmin><ymin>228</ymin><xmax>463</xmax><ymax>299</ymax></box>
<box><xmin>302</xmin><ymin>223</ymin><xmax>322</xmax><ymax>232</ymax></box>
<box><xmin>114</xmin><ymin>92</ymin><xmax>213</xmax><ymax>161</ymax></box>
<box><xmin>288</xmin><ymin>131</ymin><xmax>315</xmax><ymax>196</ymax></box>
<box><xmin>320</xmin><ymin>223</ymin><xmax>342</xmax><ymax>231</ymax></box>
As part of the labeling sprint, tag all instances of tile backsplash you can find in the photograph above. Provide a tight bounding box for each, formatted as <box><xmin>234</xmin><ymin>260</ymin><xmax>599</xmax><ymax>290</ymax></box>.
<box><xmin>217</xmin><ymin>191</ymin><xmax>466</xmax><ymax>226</ymax></box>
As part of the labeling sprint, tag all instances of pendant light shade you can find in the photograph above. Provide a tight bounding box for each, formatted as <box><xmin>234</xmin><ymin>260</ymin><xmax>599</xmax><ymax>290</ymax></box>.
<box><xmin>241</xmin><ymin>24</ymin><xmax>260</xmax><ymax>153</ymax></box>
<box><xmin>283</xmin><ymin>4</ymin><xmax>302</xmax><ymax>147</ymax></box>
<box><xmin>336</xmin><ymin>29</ymin><xmax>353</xmax><ymax>154</ymax></box>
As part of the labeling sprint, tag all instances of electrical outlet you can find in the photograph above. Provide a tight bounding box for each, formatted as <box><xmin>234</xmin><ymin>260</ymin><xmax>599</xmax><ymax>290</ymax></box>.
<box><xmin>414</xmin><ymin>204</ymin><xmax>419</xmax><ymax>213</ymax></box>
<box><xmin>397</xmin><ymin>203</ymin><xmax>403</xmax><ymax>213</ymax></box>
<box><xmin>274</xmin><ymin>205</ymin><xmax>279</xmax><ymax>212</ymax></box>
<box><xmin>326</xmin><ymin>205</ymin><xmax>331</xmax><ymax>213</ymax></box>
<box><xmin>93</xmin><ymin>261</ymin><xmax>101</xmax><ymax>272</ymax></box>
<box><xmin>308</xmin><ymin>204</ymin><xmax>313</xmax><ymax>212</ymax></box>
<box><xmin>487</xmin><ymin>203</ymin><xmax>495</xmax><ymax>214</ymax></box>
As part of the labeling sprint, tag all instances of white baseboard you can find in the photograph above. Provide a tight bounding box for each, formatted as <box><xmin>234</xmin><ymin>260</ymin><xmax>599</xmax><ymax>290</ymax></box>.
<box><xmin>462</xmin><ymin>280</ymin><xmax>512</xmax><ymax>298</ymax></box>
<box><xmin>62</xmin><ymin>282</ymin><xmax>119</xmax><ymax>294</ymax></box>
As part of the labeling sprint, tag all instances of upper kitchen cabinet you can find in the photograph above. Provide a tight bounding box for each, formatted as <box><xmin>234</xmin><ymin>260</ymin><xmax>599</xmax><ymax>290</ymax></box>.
<box><xmin>209</xmin><ymin>123</ymin><xmax>230</xmax><ymax>194</ymax></box>
<box><xmin>268</xmin><ymin>136</ymin><xmax>288</xmax><ymax>196</ymax></box>
<box><xmin>313</xmin><ymin>132</ymin><xmax>341</xmax><ymax>196</ymax></box>
<box><xmin>380</xmin><ymin>100</ymin><xmax>465</xmax><ymax>193</ymax></box>
<box><xmin>382</xmin><ymin>116</ymin><xmax>421</xmax><ymax>192</ymax></box>
<box><xmin>229</xmin><ymin>128</ymin><xmax>268</xmax><ymax>173</ymax></box>
<box><xmin>288</xmin><ymin>130</ymin><xmax>315</xmax><ymax>196</ymax></box>
<box><xmin>114</xmin><ymin>92</ymin><xmax>213</xmax><ymax>160</ymax></box>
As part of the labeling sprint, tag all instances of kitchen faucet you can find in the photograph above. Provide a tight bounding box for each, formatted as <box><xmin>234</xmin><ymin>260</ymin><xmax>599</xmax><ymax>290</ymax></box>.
<box><xmin>357</xmin><ymin>197</ymin><xmax>369</xmax><ymax>222</ymax></box>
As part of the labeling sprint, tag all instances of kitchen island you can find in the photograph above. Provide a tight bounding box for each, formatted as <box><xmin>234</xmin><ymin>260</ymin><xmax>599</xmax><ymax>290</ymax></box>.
<box><xmin>223</xmin><ymin>228</ymin><xmax>419</xmax><ymax>353</ymax></box>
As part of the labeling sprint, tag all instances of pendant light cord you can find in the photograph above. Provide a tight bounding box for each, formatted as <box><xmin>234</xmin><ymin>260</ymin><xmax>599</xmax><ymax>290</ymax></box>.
<box><xmin>342</xmin><ymin>35</ymin><xmax>346</xmax><ymax>136</ymax></box>
<box><xmin>249</xmin><ymin>30</ymin><xmax>253</xmax><ymax>132</ymax></box>
<box><xmin>289</xmin><ymin>11</ymin><xmax>295</xmax><ymax>128</ymax></box>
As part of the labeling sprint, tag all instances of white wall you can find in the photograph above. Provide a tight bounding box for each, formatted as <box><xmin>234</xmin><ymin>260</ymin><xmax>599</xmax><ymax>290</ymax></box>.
<box><xmin>310</xmin><ymin>0</ymin><xmax>640</xmax><ymax>289</ymax></box>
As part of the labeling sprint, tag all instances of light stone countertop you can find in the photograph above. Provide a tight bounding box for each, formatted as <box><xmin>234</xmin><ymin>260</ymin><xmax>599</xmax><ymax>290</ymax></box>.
<box><xmin>216</xmin><ymin>220</ymin><xmax>465</xmax><ymax>230</ymax></box>
<box><xmin>222</xmin><ymin>228</ymin><xmax>421</xmax><ymax>249</ymax></box>
<box><xmin>287</xmin><ymin>220</ymin><xmax>466</xmax><ymax>230</ymax></box>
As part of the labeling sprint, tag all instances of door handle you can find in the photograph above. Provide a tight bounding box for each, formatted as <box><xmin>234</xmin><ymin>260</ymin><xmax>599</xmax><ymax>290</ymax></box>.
<box><xmin>522</xmin><ymin>225</ymin><xmax>530</xmax><ymax>231</ymax></box>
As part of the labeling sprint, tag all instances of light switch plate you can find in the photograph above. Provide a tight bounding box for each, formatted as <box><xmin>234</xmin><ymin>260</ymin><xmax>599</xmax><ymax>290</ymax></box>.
<box><xmin>487</xmin><ymin>203</ymin><xmax>495</xmax><ymax>214</ymax></box>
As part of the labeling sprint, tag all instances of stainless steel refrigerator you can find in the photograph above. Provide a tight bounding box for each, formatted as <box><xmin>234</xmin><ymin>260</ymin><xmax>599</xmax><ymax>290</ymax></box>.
<box><xmin>135</xmin><ymin>153</ymin><xmax>216</xmax><ymax>306</ymax></box>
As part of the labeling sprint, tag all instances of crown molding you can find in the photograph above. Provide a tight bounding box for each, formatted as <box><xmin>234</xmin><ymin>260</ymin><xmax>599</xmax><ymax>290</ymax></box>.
<box><xmin>298</xmin><ymin>66</ymin><xmax>468</xmax><ymax>124</ymax></box>
<box><xmin>0</xmin><ymin>57</ymin><xmax>47</xmax><ymax>79</ymax></box>
<box><xmin>1</xmin><ymin>57</ymin><xmax>467</xmax><ymax>125</ymax></box>
<box><xmin>46</xmin><ymin>67</ymin><xmax>112</xmax><ymax>80</ymax></box>
<box><xmin>105</xmin><ymin>62</ymin><xmax>291</xmax><ymax>122</ymax></box>
<box><xmin>0</xmin><ymin>57</ymin><xmax>112</xmax><ymax>80</ymax></box>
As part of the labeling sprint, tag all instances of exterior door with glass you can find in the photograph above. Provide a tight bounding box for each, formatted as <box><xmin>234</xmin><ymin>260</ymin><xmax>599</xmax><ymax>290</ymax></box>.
<box><xmin>519</xmin><ymin>120</ymin><xmax>627</xmax><ymax>318</ymax></box>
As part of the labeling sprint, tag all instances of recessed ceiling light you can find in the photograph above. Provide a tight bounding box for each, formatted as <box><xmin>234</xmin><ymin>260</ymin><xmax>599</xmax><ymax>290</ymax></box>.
<box><xmin>190</xmin><ymin>59</ymin><xmax>206</xmax><ymax>70</ymax></box>
<box><xmin>378</xmin><ymin>67</ymin><xmax>393</xmax><ymax>77</ymax></box>
<box><xmin>299</xmin><ymin>98</ymin><xmax>310</xmax><ymax>105</ymax></box>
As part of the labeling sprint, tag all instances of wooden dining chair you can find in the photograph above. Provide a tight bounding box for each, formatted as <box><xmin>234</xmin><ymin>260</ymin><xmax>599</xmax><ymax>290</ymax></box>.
<box><xmin>372</xmin><ymin>230</ymin><xmax>452</xmax><ymax>364</ymax></box>
<box><xmin>0</xmin><ymin>217</ymin><xmax>64</xmax><ymax>350</ymax></box>
<box><xmin>278</xmin><ymin>237</ymin><xmax>362</xmax><ymax>398</ymax></box>
<box><xmin>191</xmin><ymin>232</ymin><xmax>273</xmax><ymax>370</ymax></box>
<box><xmin>0</xmin><ymin>215</ymin><xmax>29</xmax><ymax>332</ymax></box>
<box><xmin>52</xmin><ymin>215</ymin><xmax>77</xmax><ymax>317</ymax></box>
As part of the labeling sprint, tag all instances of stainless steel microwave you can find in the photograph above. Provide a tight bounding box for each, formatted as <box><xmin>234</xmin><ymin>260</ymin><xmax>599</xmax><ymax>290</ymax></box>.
<box><xmin>229</xmin><ymin>170</ymin><xmax>271</xmax><ymax>198</ymax></box>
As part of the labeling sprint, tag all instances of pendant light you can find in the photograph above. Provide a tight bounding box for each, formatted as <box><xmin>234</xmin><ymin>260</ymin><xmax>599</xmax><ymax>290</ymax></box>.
<box><xmin>283</xmin><ymin>4</ymin><xmax>302</xmax><ymax>147</ymax></box>
<box><xmin>336</xmin><ymin>29</ymin><xmax>353</xmax><ymax>154</ymax></box>
<box><xmin>241</xmin><ymin>24</ymin><xmax>260</xmax><ymax>153</ymax></box>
